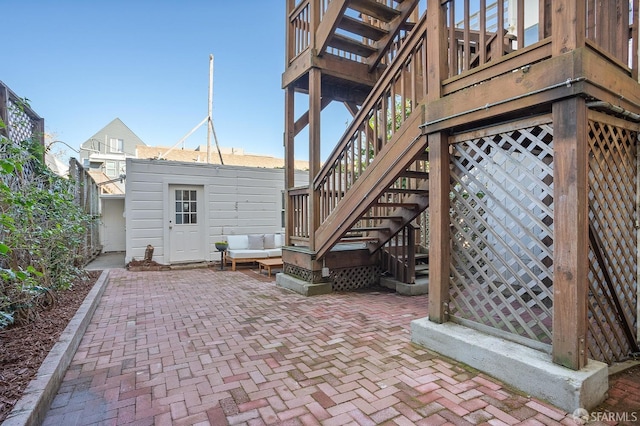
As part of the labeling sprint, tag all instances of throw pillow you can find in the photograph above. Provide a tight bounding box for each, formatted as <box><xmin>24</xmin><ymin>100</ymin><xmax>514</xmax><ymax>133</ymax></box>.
<box><xmin>248</xmin><ymin>234</ymin><xmax>264</xmax><ymax>250</ymax></box>
<box><xmin>264</xmin><ymin>234</ymin><xmax>276</xmax><ymax>249</ymax></box>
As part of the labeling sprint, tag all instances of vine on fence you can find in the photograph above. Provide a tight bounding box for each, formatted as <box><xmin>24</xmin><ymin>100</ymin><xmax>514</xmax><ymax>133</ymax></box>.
<box><xmin>0</xmin><ymin>106</ymin><xmax>92</xmax><ymax>329</ymax></box>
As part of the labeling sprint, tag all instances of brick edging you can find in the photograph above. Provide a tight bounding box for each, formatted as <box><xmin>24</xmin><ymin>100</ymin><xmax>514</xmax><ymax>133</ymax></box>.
<box><xmin>3</xmin><ymin>269</ymin><xmax>111</xmax><ymax>426</ymax></box>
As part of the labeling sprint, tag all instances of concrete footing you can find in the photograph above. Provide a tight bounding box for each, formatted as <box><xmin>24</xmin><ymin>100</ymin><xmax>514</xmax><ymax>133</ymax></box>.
<box><xmin>380</xmin><ymin>277</ymin><xmax>429</xmax><ymax>296</ymax></box>
<box><xmin>275</xmin><ymin>273</ymin><xmax>332</xmax><ymax>296</ymax></box>
<box><xmin>411</xmin><ymin>318</ymin><xmax>608</xmax><ymax>413</ymax></box>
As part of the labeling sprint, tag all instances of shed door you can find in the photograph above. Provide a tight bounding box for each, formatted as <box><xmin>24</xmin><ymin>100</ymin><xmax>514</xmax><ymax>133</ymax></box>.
<box><xmin>169</xmin><ymin>185</ymin><xmax>205</xmax><ymax>263</ymax></box>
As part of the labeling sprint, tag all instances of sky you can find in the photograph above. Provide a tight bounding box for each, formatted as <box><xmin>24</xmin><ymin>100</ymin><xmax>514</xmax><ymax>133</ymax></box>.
<box><xmin>2</xmin><ymin>0</ymin><xmax>351</xmax><ymax>162</ymax></box>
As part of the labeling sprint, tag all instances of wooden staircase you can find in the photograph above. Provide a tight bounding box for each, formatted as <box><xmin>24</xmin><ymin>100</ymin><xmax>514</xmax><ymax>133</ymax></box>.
<box><xmin>312</xmin><ymin>9</ymin><xmax>431</xmax><ymax>260</ymax></box>
<box><xmin>316</xmin><ymin>0</ymin><xmax>419</xmax><ymax>71</ymax></box>
<box><xmin>285</xmin><ymin>1</ymin><xmax>431</xmax><ymax>283</ymax></box>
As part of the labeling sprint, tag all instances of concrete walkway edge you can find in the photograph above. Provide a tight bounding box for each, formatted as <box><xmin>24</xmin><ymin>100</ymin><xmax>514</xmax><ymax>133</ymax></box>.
<box><xmin>4</xmin><ymin>270</ymin><xmax>111</xmax><ymax>426</ymax></box>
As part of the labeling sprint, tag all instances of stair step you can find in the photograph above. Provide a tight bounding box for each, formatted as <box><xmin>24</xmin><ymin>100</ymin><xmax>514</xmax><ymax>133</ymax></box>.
<box><xmin>374</xmin><ymin>202</ymin><xmax>419</xmax><ymax>209</ymax></box>
<box><xmin>359</xmin><ymin>215</ymin><xmax>404</xmax><ymax>221</ymax></box>
<box><xmin>399</xmin><ymin>20</ymin><xmax>417</xmax><ymax>32</ymax></box>
<box><xmin>349</xmin><ymin>0</ymin><xmax>401</xmax><ymax>23</ymax></box>
<box><xmin>391</xmin><ymin>252</ymin><xmax>429</xmax><ymax>261</ymax></box>
<box><xmin>339</xmin><ymin>236</ymin><xmax>378</xmax><ymax>243</ymax></box>
<box><xmin>339</xmin><ymin>15</ymin><xmax>388</xmax><ymax>41</ymax></box>
<box><xmin>349</xmin><ymin>226</ymin><xmax>390</xmax><ymax>232</ymax></box>
<box><xmin>400</xmin><ymin>170</ymin><xmax>429</xmax><ymax>179</ymax></box>
<box><xmin>329</xmin><ymin>33</ymin><xmax>378</xmax><ymax>58</ymax></box>
<box><xmin>385</xmin><ymin>188</ymin><xmax>429</xmax><ymax>195</ymax></box>
<box><xmin>415</xmin><ymin>264</ymin><xmax>429</xmax><ymax>273</ymax></box>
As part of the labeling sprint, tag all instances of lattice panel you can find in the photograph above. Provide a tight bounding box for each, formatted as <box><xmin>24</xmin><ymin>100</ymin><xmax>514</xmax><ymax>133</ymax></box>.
<box><xmin>449</xmin><ymin>122</ymin><xmax>554</xmax><ymax>344</ymax></box>
<box><xmin>331</xmin><ymin>266</ymin><xmax>381</xmax><ymax>292</ymax></box>
<box><xmin>283</xmin><ymin>264</ymin><xmax>315</xmax><ymax>282</ymax></box>
<box><xmin>7</xmin><ymin>97</ymin><xmax>36</xmax><ymax>144</ymax></box>
<box><xmin>1</xmin><ymin>96</ymin><xmax>40</xmax><ymax>183</ymax></box>
<box><xmin>283</xmin><ymin>263</ymin><xmax>379</xmax><ymax>292</ymax></box>
<box><xmin>587</xmin><ymin>118</ymin><xmax>638</xmax><ymax>364</ymax></box>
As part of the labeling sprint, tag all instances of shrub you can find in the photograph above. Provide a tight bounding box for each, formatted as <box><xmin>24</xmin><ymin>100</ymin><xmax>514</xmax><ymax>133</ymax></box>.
<box><xmin>0</xmin><ymin>108</ymin><xmax>91</xmax><ymax>328</ymax></box>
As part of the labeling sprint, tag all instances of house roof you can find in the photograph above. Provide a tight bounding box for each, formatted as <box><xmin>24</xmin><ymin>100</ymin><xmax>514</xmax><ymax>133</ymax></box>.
<box><xmin>81</xmin><ymin>118</ymin><xmax>146</xmax><ymax>155</ymax></box>
<box><xmin>135</xmin><ymin>145</ymin><xmax>309</xmax><ymax>170</ymax></box>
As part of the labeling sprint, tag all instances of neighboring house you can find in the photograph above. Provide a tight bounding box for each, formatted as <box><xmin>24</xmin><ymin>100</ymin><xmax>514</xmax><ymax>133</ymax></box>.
<box><xmin>79</xmin><ymin>118</ymin><xmax>146</xmax><ymax>193</ymax></box>
<box><xmin>125</xmin><ymin>158</ymin><xmax>307</xmax><ymax>265</ymax></box>
<box><xmin>78</xmin><ymin>118</ymin><xmax>144</xmax><ymax>253</ymax></box>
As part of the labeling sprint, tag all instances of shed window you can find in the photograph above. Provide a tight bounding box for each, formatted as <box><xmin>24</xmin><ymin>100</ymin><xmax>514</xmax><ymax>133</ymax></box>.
<box><xmin>175</xmin><ymin>190</ymin><xmax>197</xmax><ymax>224</ymax></box>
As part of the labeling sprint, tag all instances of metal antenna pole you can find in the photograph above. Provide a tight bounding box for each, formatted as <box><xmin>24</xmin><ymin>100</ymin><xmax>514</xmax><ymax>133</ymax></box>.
<box><xmin>207</xmin><ymin>54</ymin><xmax>213</xmax><ymax>164</ymax></box>
<box><xmin>209</xmin><ymin>116</ymin><xmax>224</xmax><ymax>165</ymax></box>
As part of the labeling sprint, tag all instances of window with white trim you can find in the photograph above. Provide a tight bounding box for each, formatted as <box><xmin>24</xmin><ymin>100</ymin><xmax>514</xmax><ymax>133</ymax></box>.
<box><xmin>110</xmin><ymin>138</ymin><xmax>124</xmax><ymax>153</ymax></box>
<box><xmin>105</xmin><ymin>161</ymin><xmax>117</xmax><ymax>178</ymax></box>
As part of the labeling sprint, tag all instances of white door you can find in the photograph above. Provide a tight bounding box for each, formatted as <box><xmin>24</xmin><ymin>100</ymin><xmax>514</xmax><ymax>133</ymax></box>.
<box><xmin>101</xmin><ymin>198</ymin><xmax>126</xmax><ymax>252</ymax></box>
<box><xmin>169</xmin><ymin>185</ymin><xmax>205</xmax><ymax>262</ymax></box>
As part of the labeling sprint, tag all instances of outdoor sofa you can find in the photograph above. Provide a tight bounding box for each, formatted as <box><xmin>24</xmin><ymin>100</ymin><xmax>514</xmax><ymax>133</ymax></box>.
<box><xmin>225</xmin><ymin>234</ymin><xmax>283</xmax><ymax>271</ymax></box>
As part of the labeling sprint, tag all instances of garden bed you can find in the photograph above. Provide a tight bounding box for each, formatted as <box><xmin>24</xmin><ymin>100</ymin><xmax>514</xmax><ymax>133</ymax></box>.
<box><xmin>0</xmin><ymin>270</ymin><xmax>100</xmax><ymax>422</ymax></box>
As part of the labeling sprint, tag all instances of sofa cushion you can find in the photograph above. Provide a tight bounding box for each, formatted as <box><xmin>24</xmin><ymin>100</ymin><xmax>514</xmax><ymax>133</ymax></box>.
<box><xmin>274</xmin><ymin>233</ymin><xmax>283</xmax><ymax>247</ymax></box>
<box><xmin>248</xmin><ymin>234</ymin><xmax>264</xmax><ymax>250</ymax></box>
<box><xmin>265</xmin><ymin>248</ymin><xmax>282</xmax><ymax>257</ymax></box>
<box><xmin>228</xmin><ymin>249</ymin><xmax>269</xmax><ymax>259</ymax></box>
<box><xmin>264</xmin><ymin>234</ymin><xmax>276</xmax><ymax>249</ymax></box>
<box><xmin>227</xmin><ymin>235</ymin><xmax>248</xmax><ymax>250</ymax></box>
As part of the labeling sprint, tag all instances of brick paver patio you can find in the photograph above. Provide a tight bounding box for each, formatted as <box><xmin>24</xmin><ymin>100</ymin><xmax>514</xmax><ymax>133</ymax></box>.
<box><xmin>43</xmin><ymin>268</ymin><xmax>581</xmax><ymax>425</ymax></box>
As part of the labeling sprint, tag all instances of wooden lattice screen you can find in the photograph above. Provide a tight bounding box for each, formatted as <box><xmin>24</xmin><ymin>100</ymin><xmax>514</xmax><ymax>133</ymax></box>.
<box><xmin>587</xmin><ymin>112</ymin><xmax>639</xmax><ymax>364</ymax></box>
<box><xmin>449</xmin><ymin>117</ymin><xmax>555</xmax><ymax>347</ymax></box>
<box><xmin>447</xmin><ymin>112</ymin><xmax>639</xmax><ymax>364</ymax></box>
<box><xmin>0</xmin><ymin>81</ymin><xmax>45</xmax><ymax>183</ymax></box>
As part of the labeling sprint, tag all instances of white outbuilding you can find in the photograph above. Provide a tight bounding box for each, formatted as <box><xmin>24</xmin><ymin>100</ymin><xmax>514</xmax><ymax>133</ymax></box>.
<box><xmin>125</xmin><ymin>158</ymin><xmax>306</xmax><ymax>265</ymax></box>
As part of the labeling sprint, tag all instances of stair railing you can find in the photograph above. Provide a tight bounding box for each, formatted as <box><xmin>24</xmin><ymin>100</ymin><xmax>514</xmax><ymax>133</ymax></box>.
<box><xmin>288</xmin><ymin>186</ymin><xmax>311</xmax><ymax>245</ymax></box>
<box><xmin>380</xmin><ymin>224</ymin><xmax>417</xmax><ymax>283</ymax></box>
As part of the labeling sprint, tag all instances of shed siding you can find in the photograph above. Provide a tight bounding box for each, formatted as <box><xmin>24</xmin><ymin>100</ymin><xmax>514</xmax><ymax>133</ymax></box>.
<box><xmin>125</xmin><ymin>159</ymin><xmax>306</xmax><ymax>264</ymax></box>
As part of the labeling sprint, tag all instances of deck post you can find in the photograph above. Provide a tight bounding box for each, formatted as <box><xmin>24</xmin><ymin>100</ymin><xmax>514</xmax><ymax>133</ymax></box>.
<box><xmin>308</xmin><ymin>67</ymin><xmax>322</xmax><ymax>251</ymax></box>
<box><xmin>425</xmin><ymin>0</ymin><xmax>450</xmax><ymax>323</ymax></box>
<box><xmin>551</xmin><ymin>0</ymin><xmax>588</xmax><ymax>371</ymax></box>
<box><xmin>552</xmin><ymin>97</ymin><xmax>589</xmax><ymax>370</ymax></box>
<box><xmin>310</xmin><ymin>0</ymin><xmax>320</xmax><ymax>51</ymax></box>
<box><xmin>284</xmin><ymin>87</ymin><xmax>295</xmax><ymax>247</ymax></box>
<box><xmin>428</xmin><ymin>133</ymin><xmax>450</xmax><ymax>323</ymax></box>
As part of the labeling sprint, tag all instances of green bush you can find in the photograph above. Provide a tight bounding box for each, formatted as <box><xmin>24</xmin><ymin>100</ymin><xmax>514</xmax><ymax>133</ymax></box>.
<box><xmin>0</xmin><ymin>110</ymin><xmax>91</xmax><ymax>328</ymax></box>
